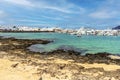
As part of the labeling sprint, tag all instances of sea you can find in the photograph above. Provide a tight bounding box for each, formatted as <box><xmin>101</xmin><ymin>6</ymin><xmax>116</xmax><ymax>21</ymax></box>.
<box><xmin>0</xmin><ymin>32</ymin><xmax>120</xmax><ymax>54</ymax></box>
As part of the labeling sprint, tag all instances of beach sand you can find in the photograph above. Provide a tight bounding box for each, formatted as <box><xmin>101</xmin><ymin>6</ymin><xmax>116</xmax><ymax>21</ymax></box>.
<box><xmin>0</xmin><ymin>54</ymin><xmax>120</xmax><ymax>80</ymax></box>
<box><xmin>0</xmin><ymin>58</ymin><xmax>39</xmax><ymax>80</ymax></box>
<box><xmin>0</xmin><ymin>38</ymin><xmax>120</xmax><ymax>80</ymax></box>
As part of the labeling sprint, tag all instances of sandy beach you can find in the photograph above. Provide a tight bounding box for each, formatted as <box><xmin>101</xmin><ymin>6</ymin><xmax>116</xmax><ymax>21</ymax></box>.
<box><xmin>0</xmin><ymin>37</ymin><xmax>120</xmax><ymax>80</ymax></box>
<box><xmin>0</xmin><ymin>58</ymin><xmax>39</xmax><ymax>80</ymax></box>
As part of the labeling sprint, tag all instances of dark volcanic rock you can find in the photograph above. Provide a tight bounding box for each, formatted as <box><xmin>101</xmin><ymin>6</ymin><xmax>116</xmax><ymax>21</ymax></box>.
<box><xmin>0</xmin><ymin>36</ymin><xmax>120</xmax><ymax>65</ymax></box>
<box><xmin>112</xmin><ymin>25</ymin><xmax>120</xmax><ymax>30</ymax></box>
<box><xmin>85</xmin><ymin>52</ymin><xmax>110</xmax><ymax>58</ymax></box>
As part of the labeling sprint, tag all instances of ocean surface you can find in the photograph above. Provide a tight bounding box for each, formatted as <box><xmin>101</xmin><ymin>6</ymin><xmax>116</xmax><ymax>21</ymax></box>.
<box><xmin>0</xmin><ymin>32</ymin><xmax>120</xmax><ymax>54</ymax></box>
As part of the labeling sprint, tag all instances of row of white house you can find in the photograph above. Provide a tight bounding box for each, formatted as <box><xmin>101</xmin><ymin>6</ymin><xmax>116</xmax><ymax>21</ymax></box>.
<box><xmin>0</xmin><ymin>26</ymin><xmax>120</xmax><ymax>36</ymax></box>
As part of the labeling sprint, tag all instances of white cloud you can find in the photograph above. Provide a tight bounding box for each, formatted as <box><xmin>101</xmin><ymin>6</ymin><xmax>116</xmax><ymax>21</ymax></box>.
<box><xmin>2</xmin><ymin>0</ymin><xmax>85</xmax><ymax>14</ymax></box>
<box><xmin>0</xmin><ymin>10</ymin><xmax>10</xmax><ymax>24</ymax></box>
<box><xmin>0</xmin><ymin>10</ymin><xmax>7</xmax><ymax>18</ymax></box>
<box><xmin>4</xmin><ymin>0</ymin><xmax>34</xmax><ymax>7</ymax></box>
<box><xmin>44</xmin><ymin>6</ymin><xmax>72</xmax><ymax>14</ymax></box>
<box><xmin>41</xmin><ymin>15</ymin><xmax>63</xmax><ymax>20</ymax></box>
<box><xmin>89</xmin><ymin>0</ymin><xmax>120</xmax><ymax>19</ymax></box>
<box><xmin>17</xmin><ymin>19</ymin><xmax>46</xmax><ymax>23</ymax></box>
<box><xmin>89</xmin><ymin>10</ymin><xmax>118</xmax><ymax>19</ymax></box>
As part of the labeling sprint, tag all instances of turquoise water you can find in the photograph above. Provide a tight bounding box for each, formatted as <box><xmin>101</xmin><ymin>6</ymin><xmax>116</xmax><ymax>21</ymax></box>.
<box><xmin>0</xmin><ymin>32</ymin><xmax>120</xmax><ymax>54</ymax></box>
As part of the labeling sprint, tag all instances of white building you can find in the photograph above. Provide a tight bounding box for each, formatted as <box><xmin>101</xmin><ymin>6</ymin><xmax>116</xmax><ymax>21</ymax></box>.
<box><xmin>18</xmin><ymin>26</ymin><xmax>39</xmax><ymax>31</ymax></box>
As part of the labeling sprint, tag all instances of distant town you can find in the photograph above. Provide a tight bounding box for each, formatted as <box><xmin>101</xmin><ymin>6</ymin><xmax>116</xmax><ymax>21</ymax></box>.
<box><xmin>0</xmin><ymin>25</ymin><xmax>120</xmax><ymax>36</ymax></box>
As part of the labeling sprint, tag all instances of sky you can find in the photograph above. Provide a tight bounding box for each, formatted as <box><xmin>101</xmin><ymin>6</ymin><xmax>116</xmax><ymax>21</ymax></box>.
<box><xmin>0</xmin><ymin>0</ymin><xmax>120</xmax><ymax>29</ymax></box>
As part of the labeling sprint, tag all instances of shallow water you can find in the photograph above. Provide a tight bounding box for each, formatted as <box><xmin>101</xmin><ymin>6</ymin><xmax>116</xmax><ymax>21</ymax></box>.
<box><xmin>0</xmin><ymin>32</ymin><xmax>120</xmax><ymax>54</ymax></box>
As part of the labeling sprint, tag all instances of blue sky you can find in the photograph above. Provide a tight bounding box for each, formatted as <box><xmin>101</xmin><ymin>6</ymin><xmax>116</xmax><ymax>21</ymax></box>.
<box><xmin>0</xmin><ymin>0</ymin><xmax>120</xmax><ymax>29</ymax></box>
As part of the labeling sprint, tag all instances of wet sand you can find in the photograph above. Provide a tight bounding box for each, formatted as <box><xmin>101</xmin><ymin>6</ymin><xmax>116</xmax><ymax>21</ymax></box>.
<box><xmin>0</xmin><ymin>37</ymin><xmax>120</xmax><ymax>80</ymax></box>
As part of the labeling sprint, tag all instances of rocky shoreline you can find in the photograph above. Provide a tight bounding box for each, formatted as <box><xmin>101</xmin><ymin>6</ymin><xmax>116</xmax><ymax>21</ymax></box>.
<box><xmin>0</xmin><ymin>37</ymin><xmax>120</xmax><ymax>80</ymax></box>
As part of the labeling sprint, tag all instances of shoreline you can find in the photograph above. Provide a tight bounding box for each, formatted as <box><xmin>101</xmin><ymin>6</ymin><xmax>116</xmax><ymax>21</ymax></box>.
<box><xmin>0</xmin><ymin>37</ymin><xmax>120</xmax><ymax>80</ymax></box>
<box><xmin>0</xmin><ymin>31</ymin><xmax>55</xmax><ymax>33</ymax></box>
